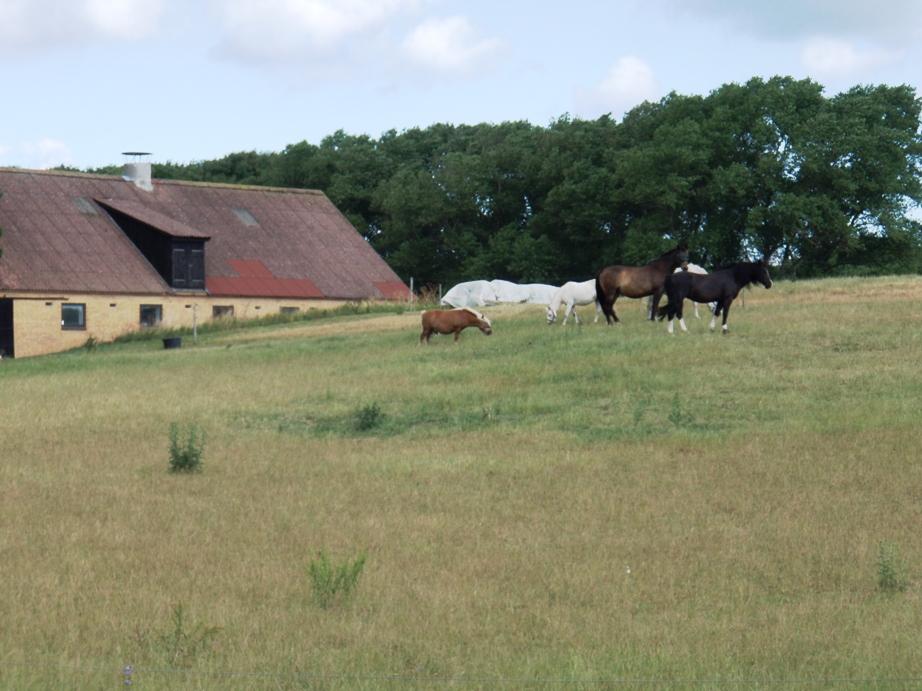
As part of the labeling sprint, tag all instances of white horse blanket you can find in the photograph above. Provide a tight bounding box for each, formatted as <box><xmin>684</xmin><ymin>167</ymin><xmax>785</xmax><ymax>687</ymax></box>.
<box><xmin>441</xmin><ymin>280</ymin><xmax>559</xmax><ymax>308</ymax></box>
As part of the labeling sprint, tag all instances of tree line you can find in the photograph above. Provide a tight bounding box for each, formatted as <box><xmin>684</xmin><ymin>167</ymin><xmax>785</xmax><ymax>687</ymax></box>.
<box><xmin>81</xmin><ymin>76</ymin><xmax>922</xmax><ymax>287</ymax></box>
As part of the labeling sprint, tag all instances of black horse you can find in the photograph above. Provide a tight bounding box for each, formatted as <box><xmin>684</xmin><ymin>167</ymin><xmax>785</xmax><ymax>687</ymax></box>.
<box><xmin>656</xmin><ymin>260</ymin><xmax>772</xmax><ymax>334</ymax></box>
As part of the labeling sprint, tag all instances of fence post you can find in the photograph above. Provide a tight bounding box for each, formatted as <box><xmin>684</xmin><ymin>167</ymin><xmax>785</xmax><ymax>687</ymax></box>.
<box><xmin>409</xmin><ymin>278</ymin><xmax>414</xmax><ymax>311</ymax></box>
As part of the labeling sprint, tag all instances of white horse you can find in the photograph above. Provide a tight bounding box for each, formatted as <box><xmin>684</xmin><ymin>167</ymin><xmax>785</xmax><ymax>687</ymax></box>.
<box><xmin>647</xmin><ymin>264</ymin><xmax>714</xmax><ymax>319</ymax></box>
<box><xmin>546</xmin><ymin>280</ymin><xmax>601</xmax><ymax>325</ymax></box>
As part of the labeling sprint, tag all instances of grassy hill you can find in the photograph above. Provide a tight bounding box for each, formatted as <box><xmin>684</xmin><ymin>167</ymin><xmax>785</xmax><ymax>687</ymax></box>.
<box><xmin>2</xmin><ymin>276</ymin><xmax>921</xmax><ymax>689</ymax></box>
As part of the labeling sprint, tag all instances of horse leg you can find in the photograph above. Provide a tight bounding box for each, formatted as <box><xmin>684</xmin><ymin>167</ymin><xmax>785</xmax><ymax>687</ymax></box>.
<box><xmin>693</xmin><ymin>301</ymin><xmax>700</xmax><ymax>318</ymax></box>
<box><xmin>709</xmin><ymin>304</ymin><xmax>724</xmax><ymax>332</ymax></box>
<box><xmin>454</xmin><ymin>328</ymin><xmax>462</xmax><ymax>343</ymax></box>
<box><xmin>571</xmin><ymin>303</ymin><xmax>580</xmax><ymax>325</ymax></box>
<box><xmin>721</xmin><ymin>303</ymin><xmax>731</xmax><ymax>333</ymax></box>
<box><xmin>610</xmin><ymin>292</ymin><xmax>621</xmax><ymax>323</ymax></box>
<box><xmin>649</xmin><ymin>288</ymin><xmax>664</xmax><ymax>322</ymax></box>
<box><xmin>600</xmin><ymin>293</ymin><xmax>617</xmax><ymax>325</ymax></box>
<box><xmin>594</xmin><ymin>300</ymin><xmax>601</xmax><ymax>323</ymax></box>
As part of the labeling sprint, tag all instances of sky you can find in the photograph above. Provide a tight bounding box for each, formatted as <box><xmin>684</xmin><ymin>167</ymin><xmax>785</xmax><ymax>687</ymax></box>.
<box><xmin>2</xmin><ymin>0</ymin><xmax>921</xmax><ymax>170</ymax></box>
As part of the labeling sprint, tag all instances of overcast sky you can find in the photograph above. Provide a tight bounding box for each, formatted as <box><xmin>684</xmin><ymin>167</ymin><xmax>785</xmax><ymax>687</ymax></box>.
<box><xmin>2</xmin><ymin>0</ymin><xmax>921</xmax><ymax>170</ymax></box>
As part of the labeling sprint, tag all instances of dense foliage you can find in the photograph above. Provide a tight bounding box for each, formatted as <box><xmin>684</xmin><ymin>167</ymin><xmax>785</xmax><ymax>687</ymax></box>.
<box><xmin>91</xmin><ymin>76</ymin><xmax>922</xmax><ymax>285</ymax></box>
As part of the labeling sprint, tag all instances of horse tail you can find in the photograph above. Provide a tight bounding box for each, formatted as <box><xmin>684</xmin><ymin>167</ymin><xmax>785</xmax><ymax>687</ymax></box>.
<box><xmin>656</xmin><ymin>304</ymin><xmax>669</xmax><ymax>321</ymax></box>
<box><xmin>594</xmin><ymin>270</ymin><xmax>610</xmax><ymax>320</ymax></box>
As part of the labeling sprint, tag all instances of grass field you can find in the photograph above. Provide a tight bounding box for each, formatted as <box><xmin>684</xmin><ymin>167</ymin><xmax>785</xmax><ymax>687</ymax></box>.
<box><xmin>2</xmin><ymin>276</ymin><xmax>922</xmax><ymax>690</ymax></box>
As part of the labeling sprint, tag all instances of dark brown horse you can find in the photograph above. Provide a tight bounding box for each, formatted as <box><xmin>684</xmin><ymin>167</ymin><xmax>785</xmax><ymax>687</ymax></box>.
<box><xmin>419</xmin><ymin>307</ymin><xmax>493</xmax><ymax>344</ymax></box>
<box><xmin>595</xmin><ymin>246</ymin><xmax>689</xmax><ymax>324</ymax></box>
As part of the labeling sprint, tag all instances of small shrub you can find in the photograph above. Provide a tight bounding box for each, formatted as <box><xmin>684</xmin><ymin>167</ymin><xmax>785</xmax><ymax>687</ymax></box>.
<box><xmin>169</xmin><ymin>422</ymin><xmax>205</xmax><ymax>473</ymax></box>
<box><xmin>84</xmin><ymin>335</ymin><xmax>98</xmax><ymax>353</ymax></box>
<box><xmin>308</xmin><ymin>550</ymin><xmax>367</xmax><ymax>609</ymax></box>
<box><xmin>877</xmin><ymin>541</ymin><xmax>908</xmax><ymax>592</ymax></box>
<box><xmin>355</xmin><ymin>402</ymin><xmax>384</xmax><ymax>432</ymax></box>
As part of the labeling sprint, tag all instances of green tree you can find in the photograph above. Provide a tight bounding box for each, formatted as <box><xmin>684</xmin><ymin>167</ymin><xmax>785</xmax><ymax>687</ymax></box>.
<box><xmin>65</xmin><ymin>77</ymin><xmax>922</xmax><ymax>283</ymax></box>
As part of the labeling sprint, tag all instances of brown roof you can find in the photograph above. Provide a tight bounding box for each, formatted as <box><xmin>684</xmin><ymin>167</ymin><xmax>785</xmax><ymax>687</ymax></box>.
<box><xmin>0</xmin><ymin>168</ymin><xmax>409</xmax><ymax>300</ymax></box>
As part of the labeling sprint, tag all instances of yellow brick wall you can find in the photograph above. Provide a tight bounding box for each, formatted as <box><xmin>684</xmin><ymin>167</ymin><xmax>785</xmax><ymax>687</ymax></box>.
<box><xmin>6</xmin><ymin>293</ymin><xmax>349</xmax><ymax>358</ymax></box>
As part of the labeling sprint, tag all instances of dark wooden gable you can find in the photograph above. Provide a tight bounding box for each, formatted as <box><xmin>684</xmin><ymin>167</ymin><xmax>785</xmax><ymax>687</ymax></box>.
<box><xmin>98</xmin><ymin>202</ymin><xmax>206</xmax><ymax>291</ymax></box>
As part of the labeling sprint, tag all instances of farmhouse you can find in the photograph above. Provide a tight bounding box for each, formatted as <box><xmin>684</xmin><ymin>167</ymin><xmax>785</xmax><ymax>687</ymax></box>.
<box><xmin>0</xmin><ymin>163</ymin><xmax>409</xmax><ymax>358</ymax></box>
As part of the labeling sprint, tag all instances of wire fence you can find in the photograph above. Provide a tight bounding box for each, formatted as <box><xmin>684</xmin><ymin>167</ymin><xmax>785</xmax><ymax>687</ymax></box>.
<box><xmin>2</xmin><ymin>660</ymin><xmax>922</xmax><ymax>688</ymax></box>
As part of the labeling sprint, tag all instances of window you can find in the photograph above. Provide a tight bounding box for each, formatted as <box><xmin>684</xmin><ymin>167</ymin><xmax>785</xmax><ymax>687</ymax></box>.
<box><xmin>140</xmin><ymin>304</ymin><xmax>162</xmax><ymax>327</ymax></box>
<box><xmin>213</xmin><ymin>305</ymin><xmax>234</xmax><ymax>318</ymax></box>
<box><xmin>230</xmin><ymin>207</ymin><xmax>259</xmax><ymax>227</ymax></box>
<box><xmin>61</xmin><ymin>304</ymin><xmax>86</xmax><ymax>330</ymax></box>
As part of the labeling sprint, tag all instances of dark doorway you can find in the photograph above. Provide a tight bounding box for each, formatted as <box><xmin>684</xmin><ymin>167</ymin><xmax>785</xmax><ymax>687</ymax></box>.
<box><xmin>172</xmin><ymin>244</ymin><xmax>206</xmax><ymax>290</ymax></box>
<box><xmin>0</xmin><ymin>298</ymin><xmax>13</xmax><ymax>359</ymax></box>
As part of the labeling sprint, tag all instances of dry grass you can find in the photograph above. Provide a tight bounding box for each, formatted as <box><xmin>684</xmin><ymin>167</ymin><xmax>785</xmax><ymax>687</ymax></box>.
<box><xmin>2</xmin><ymin>276</ymin><xmax>922</xmax><ymax>689</ymax></box>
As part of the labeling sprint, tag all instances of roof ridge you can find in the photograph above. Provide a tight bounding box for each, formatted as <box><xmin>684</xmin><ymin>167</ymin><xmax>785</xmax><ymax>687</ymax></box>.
<box><xmin>155</xmin><ymin>179</ymin><xmax>326</xmax><ymax>195</ymax></box>
<box><xmin>0</xmin><ymin>166</ymin><xmax>114</xmax><ymax>180</ymax></box>
<box><xmin>0</xmin><ymin>166</ymin><xmax>325</xmax><ymax>195</ymax></box>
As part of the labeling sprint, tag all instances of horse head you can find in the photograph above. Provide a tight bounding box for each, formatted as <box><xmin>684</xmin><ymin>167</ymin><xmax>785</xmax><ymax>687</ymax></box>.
<box><xmin>675</xmin><ymin>246</ymin><xmax>690</xmax><ymax>271</ymax></box>
<box><xmin>463</xmin><ymin>307</ymin><xmax>493</xmax><ymax>335</ymax></box>
<box><xmin>546</xmin><ymin>306</ymin><xmax>556</xmax><ymax>325</ymax></box>
<box><xmin>755</xmin><ymin>259</ymin><xmax>773</xmax><ymax>289</ymax></box>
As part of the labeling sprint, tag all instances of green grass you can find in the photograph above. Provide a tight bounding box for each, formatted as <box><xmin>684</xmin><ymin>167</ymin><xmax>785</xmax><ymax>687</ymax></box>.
<box><xmin>1</xmin><ymin>276</ymin><xmax>922</xmax><ymax>689</ymax></box>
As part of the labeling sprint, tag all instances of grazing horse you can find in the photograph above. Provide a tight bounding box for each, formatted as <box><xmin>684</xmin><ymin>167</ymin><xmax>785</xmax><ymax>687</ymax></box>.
<box><xmin>657</xmin><ymin>260</ymin><xmax>772</xmax><ymax>334</ymax></box>
<box><xmin>646</xmin><ymin>264</ymin><xmax>713</xmax><ymax>319</ymax></box>
<box><xmin>419</xmin><ymin>307</ymin><xmax>493</xmax><ymax>344</ymax></box>
<box><xmin>595</xmin><ymin>246</ymin><xmax>689</xmax><ymax>324</ymax></box>
<box><xmin>546</xmin><ymin>280</ymin><xmax>601</xmax><ymax>326</ymax></box>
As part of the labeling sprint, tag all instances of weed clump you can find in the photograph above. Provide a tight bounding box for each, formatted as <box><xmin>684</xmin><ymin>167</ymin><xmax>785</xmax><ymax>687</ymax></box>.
<box><xmin>157</xmin><ymin>603</ymin><xmax>221</xmax><ymax>667</ymax></box>
<box><xmin>877</xmin><ymin>541</ymin><xmax>908</xmax><ymax>592</ymax></box>
<box><xmin>355</xmin><ymin>402</ymin><xmax>384</xmax><ymax>432</ymax></box>
<box><xmin>169</xmin><ymin>422</ymin><xmax>205</xmax><ymax>473</ymax></box>
<box><xmin>307</xmin><ymin>550</ymin><xmax>367</xmax><ymax>609</ymax></box>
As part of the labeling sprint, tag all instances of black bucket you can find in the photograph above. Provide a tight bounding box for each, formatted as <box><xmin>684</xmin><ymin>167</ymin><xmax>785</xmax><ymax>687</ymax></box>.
<box><xmin>162</xmin><ymin>337</ymin><xmax>182</xmax><ymax>350</ymax></box>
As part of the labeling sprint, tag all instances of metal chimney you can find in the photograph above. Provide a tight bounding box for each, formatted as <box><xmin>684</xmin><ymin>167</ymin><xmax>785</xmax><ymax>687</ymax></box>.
<box><xmin>122</xmin><ymin>151</ymin><xmax>153</xmax><ymax>192</ymax></box>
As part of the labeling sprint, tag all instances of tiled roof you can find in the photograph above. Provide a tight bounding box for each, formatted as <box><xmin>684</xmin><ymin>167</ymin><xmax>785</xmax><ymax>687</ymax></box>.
<box><xmin>0</xmin><ymin>168</ymin><xmax>409</xmax><ymax>300</ymax></box>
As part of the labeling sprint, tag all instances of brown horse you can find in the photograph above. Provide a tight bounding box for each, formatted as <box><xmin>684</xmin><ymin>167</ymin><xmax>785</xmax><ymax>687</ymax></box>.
<box><xmin>419</xmin><ymin>307</ymin><xmax>493</xmax><ymax>344</ymax></box>
<box><xmin>595</xmin><ymin>246</ymin><xmax>689</xmax><ymax>324</ymax></box>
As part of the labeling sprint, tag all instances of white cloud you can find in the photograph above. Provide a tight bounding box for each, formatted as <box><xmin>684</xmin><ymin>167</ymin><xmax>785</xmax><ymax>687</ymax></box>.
<box><xmin>0</xmin><ymin>139</ymin><xmax>76</xmax><ymax>169</ymax></box>
<box><xmin>210</xmin><ymin>0</ymin><xmax>425</xmax><ymax>62</ymax></box>
<box><xmin>400</xmin><ymin>16</ymin><xmax>508</xmax><ymax>79</ymax></box>
<box><xmin>575</xmin><ymin>57</ymin><xmax>659</xmax><ymax>120</ymax></box>
<box><xmin>209</xmin><ymin>1</ymin><xmax>509</xmax><ymax>84</ymax></box>
<box><xmin>665</xmin><ymin>0</ymin><xmax>922</xmax><ymax>44</ymax></box>
<box><xmin>0</xmin><ymin>0</ymin><xmax>164</xmax><ymax>53</ymax></box>
<box><xmin>800</xmin><ymin>37</ymin><xmax>904</xmax><ymax>79</ymax></box>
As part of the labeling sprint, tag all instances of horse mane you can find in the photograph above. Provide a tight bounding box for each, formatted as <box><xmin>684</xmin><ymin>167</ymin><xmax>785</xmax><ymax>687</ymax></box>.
<box><xmin>460</xmin><ymin>306</ymin><xmax>491</xmax><ymax>325</ymax></box>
